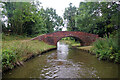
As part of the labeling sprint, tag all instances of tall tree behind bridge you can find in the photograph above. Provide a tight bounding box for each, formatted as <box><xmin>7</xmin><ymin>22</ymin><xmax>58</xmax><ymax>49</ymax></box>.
<box><xmin>63</xmin><ymin>3</ymin><xmax>77</xmax><ymax>31</ymax></box>
<box><xmin>41</xmin><ymin>8</ymin><xmax>63</xmax><ymax>33</ymax></box>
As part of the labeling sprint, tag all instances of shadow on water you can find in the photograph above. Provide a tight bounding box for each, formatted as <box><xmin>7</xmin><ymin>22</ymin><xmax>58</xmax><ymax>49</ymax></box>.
<box><xmin>3</xmin><ymin>41</ymin><xmax>119</xmax><ymax>78</ymax></box>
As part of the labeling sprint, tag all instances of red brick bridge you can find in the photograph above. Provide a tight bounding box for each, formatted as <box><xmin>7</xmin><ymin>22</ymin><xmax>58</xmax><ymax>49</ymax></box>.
<box><xmin>31</xmin><ymin>31</ymin><xmax>99</xmax><ymax>46</ymax></box>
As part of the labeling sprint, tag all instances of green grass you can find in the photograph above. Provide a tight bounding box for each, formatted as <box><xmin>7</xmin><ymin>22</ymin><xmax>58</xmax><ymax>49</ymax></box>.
<box><xmin>2</xmin><ymin>35</ymin><xmax>56</xmax><ymax>69</ymax></box>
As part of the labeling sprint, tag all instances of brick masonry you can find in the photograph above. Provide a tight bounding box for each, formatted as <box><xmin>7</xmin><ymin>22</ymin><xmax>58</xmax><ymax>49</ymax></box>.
<box><xmin>31</xmin><ymin>31</ymin><xmax>99</xmax><ymax>46</ymax></box>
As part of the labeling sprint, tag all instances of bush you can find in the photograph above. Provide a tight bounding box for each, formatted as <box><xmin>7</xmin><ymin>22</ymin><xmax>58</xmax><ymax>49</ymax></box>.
<box><xmin>91</xmin><ymin>33</ymin><xmax>120</xmax><ymax>63</ymax></box>
<box><xmin>2</xmin><ymin>49</ymin><xmax>17</xmax><ymax>69</ymax></box>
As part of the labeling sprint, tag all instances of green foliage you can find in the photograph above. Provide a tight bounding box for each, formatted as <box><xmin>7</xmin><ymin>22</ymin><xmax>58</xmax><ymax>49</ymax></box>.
<box><xmin>2</xmin><ymin>49</ymin><xmax>17</xmax><ymax>69</ymax></box>
<box><xmin>2</xmin><ymin>2</ymin><xmax>37</xmax><ymax>35</ymax></box>
<box><xmin>91</xmin><ymin>33</ymin><xmax>120</xmax><ymax>63</ymax></box>
<box><xmin>41</xmin><ymin>8</ymin><xmax>63</xmax><ymax>33</ymax></box>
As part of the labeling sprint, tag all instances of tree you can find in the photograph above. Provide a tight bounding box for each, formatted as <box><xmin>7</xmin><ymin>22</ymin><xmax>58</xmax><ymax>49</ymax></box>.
<box><xmin>63</xmin><ymin>3</ymin><xmax>77</xmax><ymax>31</ymax></box>
<box><xmin>2</xmin><ymin>2</ymin><xmax>37</xmax><ymax>35</ymax></box>
<box><xmin>42</xmin><ymin>8</ymin><xmax>63</xmax><ymax>33</ymax></box>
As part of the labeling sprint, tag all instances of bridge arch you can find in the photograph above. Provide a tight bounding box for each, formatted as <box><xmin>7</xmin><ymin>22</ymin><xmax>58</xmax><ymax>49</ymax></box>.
<box><xmin>31</xmin><ymin>31</ymin><xmax>99</xmax><ymax>46</ymax></box>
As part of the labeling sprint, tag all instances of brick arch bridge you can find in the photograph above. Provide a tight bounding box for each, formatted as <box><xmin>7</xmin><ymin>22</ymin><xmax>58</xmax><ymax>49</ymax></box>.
<box><xmin>31</xmin><ymin>31</ymin><xmax>99</xmax><ymax>46</ymax></box>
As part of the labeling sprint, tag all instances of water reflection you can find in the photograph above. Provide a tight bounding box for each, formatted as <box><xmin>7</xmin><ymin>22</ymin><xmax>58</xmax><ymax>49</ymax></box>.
<box><xmin>57</xmin><ymin>42</ymin><xmax>69</xmax><ymax>60</ymax></box>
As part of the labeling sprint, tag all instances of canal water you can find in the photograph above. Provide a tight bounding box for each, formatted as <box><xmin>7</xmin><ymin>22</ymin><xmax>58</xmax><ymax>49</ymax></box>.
<box><xmin>3</xmin><ymin>41</ymin><xmax>119</xmax><ymax>78</ymax></box>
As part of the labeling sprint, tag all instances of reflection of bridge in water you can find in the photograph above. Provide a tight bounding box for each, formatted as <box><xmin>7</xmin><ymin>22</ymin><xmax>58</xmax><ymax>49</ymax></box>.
<box><xmin>31</xmin><ymin>31</ymin><xmax>99</xmax><ymax>46</ymax></box>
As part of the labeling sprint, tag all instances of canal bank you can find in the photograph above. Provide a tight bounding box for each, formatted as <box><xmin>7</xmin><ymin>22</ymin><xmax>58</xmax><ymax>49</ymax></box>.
<box><xmin>2</xmin><ymin>40</ymin><xmax>56</xmax><ymax>72</ymax></box>
<box><xmin>76</xmin><ymin>46</ymin><xmax>95</xmax><ymax>55</ymax></box>
<box><xmin>2</xmin><ymin>41</ymin><xmax>119</xmax><ymax>78</ymax></box>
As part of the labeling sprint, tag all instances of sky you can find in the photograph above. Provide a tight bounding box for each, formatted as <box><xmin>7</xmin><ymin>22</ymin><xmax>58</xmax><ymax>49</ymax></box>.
<box><xmin>40</xmin><ymin>0</ymin><xmax>84</xmax><ymax>17</ymax></box>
